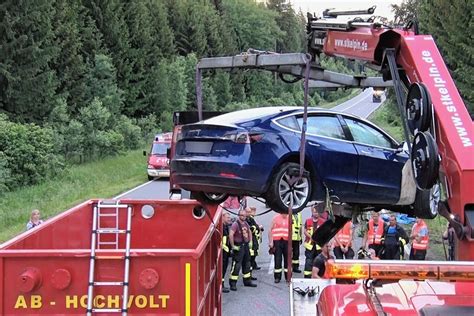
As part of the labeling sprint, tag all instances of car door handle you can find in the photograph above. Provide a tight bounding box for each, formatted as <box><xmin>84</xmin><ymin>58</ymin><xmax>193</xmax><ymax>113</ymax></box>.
<box><xmin>308</xmin><ymin>141</ymin><xmax>320</xmax><ymax>147</ymax></box>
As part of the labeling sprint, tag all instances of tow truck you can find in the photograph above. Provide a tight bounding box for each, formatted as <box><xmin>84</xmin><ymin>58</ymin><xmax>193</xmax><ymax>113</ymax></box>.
<box><xmin>1</xmin><ymin>5</ymin><xmax>473</xmax><ymax>316</ymax></box>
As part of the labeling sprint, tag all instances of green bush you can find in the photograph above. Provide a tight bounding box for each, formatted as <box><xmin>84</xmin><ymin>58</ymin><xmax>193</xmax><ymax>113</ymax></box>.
<box><xmin>0</xmin><ymin>115</ymin><xmax>64</xmax><ymax>190</ymax></box>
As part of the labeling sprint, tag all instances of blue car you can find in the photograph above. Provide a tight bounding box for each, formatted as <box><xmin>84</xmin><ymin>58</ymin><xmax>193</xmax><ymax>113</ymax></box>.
<box><xmin>171</xmin><ymin>107</ymin><xmax>438</xmax><ymax>218</ymax></box>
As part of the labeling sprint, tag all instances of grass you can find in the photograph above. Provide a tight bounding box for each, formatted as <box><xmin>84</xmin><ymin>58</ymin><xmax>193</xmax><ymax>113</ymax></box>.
<box><xmin>368</xmin><ymin>98</ymin><xmax>404</xmax><ymax>142</ymax></box>
<box><xmin>0</xmin><ymin>148</ymin><xmax>148</xmax><ymax>242</ymax></box>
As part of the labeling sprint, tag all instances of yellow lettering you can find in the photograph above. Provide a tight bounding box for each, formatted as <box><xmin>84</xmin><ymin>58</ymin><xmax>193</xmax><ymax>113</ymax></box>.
<box><xmin>14</xmin><ymin>295</ymin><xmax>27</xmax><ymax>309</ymax></box>
<box><xmin>31</xmin><ymin>295</ymin><xmax>42</xmax><ymax>309</ymax></box>
<box><xmin>94</xmin><ymin>295</ymin><xmax>105</xmax><ymax>308</ymax></box>
<box><xmin>149</xmin><ymin>295</ymin><xmax>160</xmax><ymax>308</ymax></box>
<box><xmin>127</xmin><ymin>295</ymin><xmax>134</xmax><ymax>309</ymax></box>
<box><xmin>65</xmin><ymin>295</ymin><xmax>78</xmax><ymax>309</ymax></box>
<box><xmin>159</xmin><ymin>295</ymin><xmax>170</xmax><ymax>308</ymax></box>
<box><xmin>80</xmin><ymin>295</ymin><xmax>87</xmax><ymax>308</ymax></box>
<box><xmin>135</xmin><ymin>295</ymin><xmax>147</xmax><ymax>309</ymax></box>
<box><xmin>108</xmin><ymin>295</ymin><xmax>120</xmax><ymax>309</ymax></box>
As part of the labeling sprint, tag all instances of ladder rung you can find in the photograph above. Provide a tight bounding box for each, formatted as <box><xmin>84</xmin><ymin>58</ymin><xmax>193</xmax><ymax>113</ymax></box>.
<box><xmin>96</xmin><ymin>229</ymin><xmax>126</xmax><ymax>234</ymax></box>
<box><xmin>94</xmin><ymin>281</ymin><xmax>124</xmax><ymax>286</ymax></box>
<box><xmin>97</xmin><ymin>204</ymin><xmax>129</xmax><ymax>209</ymax></box>
<box><xmin>92</xmin><ymin>308</ymin><xmax>123</xmax><ymax>313</ymax></box>
<box><xmin>96</xmin><ymin>255</ymin><xmax>125</xmax><ymax>260</ymax></box>
<box><xmin>98</xmin><ymin>213</ymin><xmax>117</xmax><ymax>217</ymax></box>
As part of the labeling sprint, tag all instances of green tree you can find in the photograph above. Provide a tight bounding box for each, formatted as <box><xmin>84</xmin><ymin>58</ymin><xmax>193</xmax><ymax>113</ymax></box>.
<box><xmin>0</xmin><ymin>0</ymin><xmax>60</xmax><ymax>123</ymax></box>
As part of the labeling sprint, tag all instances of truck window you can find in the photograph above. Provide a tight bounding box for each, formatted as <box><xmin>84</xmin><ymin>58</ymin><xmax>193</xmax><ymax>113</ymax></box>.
<box><xmin>151</xmin><ymin>143</ymin><xmax>171</xmax><ymax>155</ymax></box>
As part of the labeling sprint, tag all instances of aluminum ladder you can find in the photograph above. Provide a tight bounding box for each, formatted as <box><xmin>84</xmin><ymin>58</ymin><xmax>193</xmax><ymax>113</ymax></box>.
<box><xmin>86</xmin><ymin>200</ymin><xmax>132</xmax><ymax>315</ymax></box>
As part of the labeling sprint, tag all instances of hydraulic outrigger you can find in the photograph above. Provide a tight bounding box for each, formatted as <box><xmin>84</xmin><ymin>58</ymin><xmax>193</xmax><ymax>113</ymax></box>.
<box><xmin>192</xmin><ymin>6</ymin><xmax>474</xmax><ymax>260</ymax></box>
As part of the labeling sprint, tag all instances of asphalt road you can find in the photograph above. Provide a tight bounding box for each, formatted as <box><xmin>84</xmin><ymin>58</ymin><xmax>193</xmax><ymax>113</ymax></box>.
<box><xmin>117</xmin><ymin>89</ymin><xmax>385</xmax><ymax>315</ymax></box>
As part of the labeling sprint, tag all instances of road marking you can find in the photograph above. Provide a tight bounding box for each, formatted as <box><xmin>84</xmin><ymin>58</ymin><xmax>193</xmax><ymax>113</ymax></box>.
<box><xmin>114</xmin><ymin>180</ymin><xmax>153</xmax><ymax>199</ymax></box>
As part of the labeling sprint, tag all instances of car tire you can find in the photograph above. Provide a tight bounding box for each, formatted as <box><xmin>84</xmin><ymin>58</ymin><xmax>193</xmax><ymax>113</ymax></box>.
<box><xmin>148</xmin><ymin>175</ymin><xmax>154</xmax><ymax>181</ymax></box>
<box><xmin>413</xmin><ymin>183</ymin><xmax>440</xmax><ymax>219</ymax></box>
<box><xmin>266</xmin><ymin>162</ymin><xmax>311</xmax><ymax>214</ymax></box>
<box><xmin>191</xmin><ymin>191</ymin><xmax>229</xmax><ymax>205</ymax></box>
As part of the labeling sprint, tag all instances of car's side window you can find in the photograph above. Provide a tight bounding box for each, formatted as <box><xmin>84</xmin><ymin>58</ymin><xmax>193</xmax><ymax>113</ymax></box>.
<box><xmin>276</xmin><ymin>115</ymin><xmax>300</xmax><ymax>131</ymax></box>
<box><xmin>297</xmin><ymin>115</ymin><xmax>346</xmax><ymax>140</ymax></box>
<box><xmin>345</xmin><ymin>118</ymin><xmax>394</xmax><ymax>148</ymax></box>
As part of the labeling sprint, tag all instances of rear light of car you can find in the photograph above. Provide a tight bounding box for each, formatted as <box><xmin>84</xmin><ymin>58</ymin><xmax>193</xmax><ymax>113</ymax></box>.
<box><xmin>223</xmin><ymin>132</ymin><xmax>264</xmax><ymax>144</ymax></box>
<box><xmin>220</xmin><ymin>172</ymin><xmax>237</xmax><ymax>178</ymax></box>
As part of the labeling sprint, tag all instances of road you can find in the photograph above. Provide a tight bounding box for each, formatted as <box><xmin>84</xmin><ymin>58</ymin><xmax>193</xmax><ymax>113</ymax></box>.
<box><xmin>117</xmin><ymin>89</ymin><xmax>385</xmax><ymax>315</ymax></box>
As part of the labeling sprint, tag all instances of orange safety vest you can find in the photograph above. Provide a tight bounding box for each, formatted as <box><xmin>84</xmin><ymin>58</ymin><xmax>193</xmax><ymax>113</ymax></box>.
<box><xmin>304</xmin><ymin>218</ymin><xmax>325</xmax><ymax>251</ymax></box>
<box><xmin>412</xmin><ymin>220</ymin><xmax>429</xmax><ymax>250</ymax></box>
<box><xmin>335</xmin><ymin>221</ymin><xmax>352</xmax><ymax>247</ymax></box>
<box><xmin>271</xmin><ymin>215</ymin><xmax>289</xmax><ymax>241</ymax></box>
<box><xmin>367</xmin><ymin>218</ymin><xmax>384</xmax><ymax>245</ymax></box>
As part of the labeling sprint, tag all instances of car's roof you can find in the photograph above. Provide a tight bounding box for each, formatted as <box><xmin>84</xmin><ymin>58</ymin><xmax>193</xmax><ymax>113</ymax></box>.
<box><xmin>202</xmin><ymin>106</ymin><xmax>336</xmax><ymax>125</ymax></box>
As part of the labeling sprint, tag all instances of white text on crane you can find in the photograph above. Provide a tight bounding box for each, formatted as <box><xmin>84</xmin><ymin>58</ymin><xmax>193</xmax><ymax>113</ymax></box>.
<box><xmin>422</xmin><ymin>51</ymin><xmax>472</xmax><ymax>147</ymax></box>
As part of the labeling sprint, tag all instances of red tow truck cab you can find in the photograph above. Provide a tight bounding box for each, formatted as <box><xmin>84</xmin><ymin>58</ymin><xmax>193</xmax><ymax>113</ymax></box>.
<box><xmin>145</xmin><ymin>133</ymin><xmax>172</xmax><ymax>180</ymax></box>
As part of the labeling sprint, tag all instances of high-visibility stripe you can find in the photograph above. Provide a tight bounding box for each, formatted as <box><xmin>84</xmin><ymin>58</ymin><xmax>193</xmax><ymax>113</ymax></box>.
<box><xmin>292</xmin><ymin>260</ymin><xmax>299</xmax><ymax>264</ymax></box>
<box><xmin>274</xmin><ymin>268</ymin><xmax>283</xmax><ymax>273</ymax></box>
<box><xmin>243</xmin><ymin>273</ymin><xmax>251</xmax><ymax>278</ymax></box>
<box><xmin>368</xmin><ymin>218</ymin><xmax>384</xmax><ymax>245</ymax></box>
<box><xmin>230</xmin><ymin>275</ymin><xmax>239</xmax><ymax>280</ymax></box>
<box><xmin>185</xmin><ymin>263</ymin><xmax>191</xmax><ymax>316</ymax></box>
<box><xmin>304</xmin><ymin>270</ymin><xmax>312</xmax><ymax>276</ymax></box>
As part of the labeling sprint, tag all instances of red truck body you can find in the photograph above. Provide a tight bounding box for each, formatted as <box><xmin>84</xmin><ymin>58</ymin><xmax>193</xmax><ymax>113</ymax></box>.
<box><xmin>0</xmin><ymin>199</ymin><xmax>222</xmax><ymax>315</ymax></box>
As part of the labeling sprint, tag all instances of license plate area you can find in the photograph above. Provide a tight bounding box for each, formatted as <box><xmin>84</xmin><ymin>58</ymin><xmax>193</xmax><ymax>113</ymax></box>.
<box><xmin>184</xmin><ymin>141</ymin><xmax>213</xmax><ymax>154</ymax></box>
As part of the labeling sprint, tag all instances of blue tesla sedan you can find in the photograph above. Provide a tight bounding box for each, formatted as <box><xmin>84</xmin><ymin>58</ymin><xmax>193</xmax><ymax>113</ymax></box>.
<box><xmin>170</xmin><ymin>107</ymin><xmax>438</xmax><ymax>218</ymax></box>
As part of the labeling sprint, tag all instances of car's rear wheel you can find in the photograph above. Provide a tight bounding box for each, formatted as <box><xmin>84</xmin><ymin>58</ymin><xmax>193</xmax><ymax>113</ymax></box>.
<box><xmin>266</xmin><ymin>162</ymin><xmax>311</xmax><ymax>213</ymax></box>
<box><xmin>148</xmin><ymin>175</ymin><xmax>154</xmax><ymax>181</ymax></box>
<box><xmin>413</xmin><ymin>182</ymin><xmax>440</xmax><ymax>219</ymax></box>
<box><xmin>191</xmin><ymin>191</ymin><xmax>229</xmax><ymax>205</ymax></box>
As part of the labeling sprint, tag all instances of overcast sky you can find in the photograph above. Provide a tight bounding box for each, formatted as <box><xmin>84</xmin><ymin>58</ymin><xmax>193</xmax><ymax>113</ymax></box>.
<box><xmin>288</xmin><ymin>0</ymin><xmax>403</xmax><ymax>19</ymax></box>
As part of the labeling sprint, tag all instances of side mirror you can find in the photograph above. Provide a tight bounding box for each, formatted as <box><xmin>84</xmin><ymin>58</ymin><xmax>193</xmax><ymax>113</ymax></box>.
<box><xmin>395</xmin><ymin>142</ymin><xmax>408</xmax><ymax>154</ymax></box>
<box><xmin>143</xmin><ymin>150</ymin><xmax>147</xmax><ymax>156</ymax></box>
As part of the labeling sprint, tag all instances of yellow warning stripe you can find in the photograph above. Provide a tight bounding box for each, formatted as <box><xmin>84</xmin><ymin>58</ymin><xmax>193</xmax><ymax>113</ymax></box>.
<box><xmin>185</xmin><ymin>263</ymin><xmax>191</xmax><ymax>316</ymax></box>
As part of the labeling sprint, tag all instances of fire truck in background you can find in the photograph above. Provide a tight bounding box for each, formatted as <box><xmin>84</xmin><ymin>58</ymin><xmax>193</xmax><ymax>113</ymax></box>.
<box><xmin>144</xmin><ymin>132</ymin><xmax>172</xmax><ymax>180</ymax></box>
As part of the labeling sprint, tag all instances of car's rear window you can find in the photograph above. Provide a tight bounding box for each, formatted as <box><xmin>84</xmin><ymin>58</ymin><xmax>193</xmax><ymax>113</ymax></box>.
<box><xmin>276</xmin><ymin>116</ymin><xmax>300</xmax><ymax>130</ymax></box>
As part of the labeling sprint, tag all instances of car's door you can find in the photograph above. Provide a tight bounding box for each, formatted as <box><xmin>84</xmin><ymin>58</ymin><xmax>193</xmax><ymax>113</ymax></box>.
<box><xmin>342</xmin><ymin>117</ymin><xmax>408</xmax><ymax>203</ymax></box>
<box><xmin>296</xmin><ymin>114</ymin><xmax>359</xmax><ymax>198</ymax></box>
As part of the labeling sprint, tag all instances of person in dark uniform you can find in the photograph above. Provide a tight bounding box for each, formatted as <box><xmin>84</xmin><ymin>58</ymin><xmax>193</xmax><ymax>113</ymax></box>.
<box><xmin>381</xmin><ymin>215</ymin><xmax>409</xmax><ymax>260</ymax></box>
<box><xmin>291</xmin><ymin>213</ymin><xmax>303</xmax><ymax>273</ymax></box>
<box><xmin>228</xmin><ymin>209</ymin><xmax>257</xmax><ymax>291</ymax></box>
<box><xmin>246</xmin><ymin>207</ymin><xmax>262</xmax><ymax>271</ymax></box>
<box><xmin>303</xmin><ymin>205</ymin><xmax>325</xmax><ymax>278</ymax></box>
<box><xmin>312</xmin><ymin>242</ymin><xmax>334</xmax><ymax>278</ymax></box>
<box><xmin>221</xmin><ymin>211</ymin><xmax>232</xmax><ymax>293</ymax></box>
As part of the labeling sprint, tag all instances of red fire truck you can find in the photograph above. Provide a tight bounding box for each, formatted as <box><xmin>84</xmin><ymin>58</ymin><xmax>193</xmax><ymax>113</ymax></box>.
<box><xmin>144</xmin><ymin>133</ymin><xmax>172</xmax><ymax>180</ymax></box>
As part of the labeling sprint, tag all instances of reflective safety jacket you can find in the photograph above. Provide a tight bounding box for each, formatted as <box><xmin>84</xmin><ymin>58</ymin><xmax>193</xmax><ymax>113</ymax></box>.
<box><xmin>367</xmin><ymin>218</ymin><xmax>385</xmax><ymax>245</ymax></box>
<box><xmin>411</xmin><ymin>220</ymin><xmax>429</xmax><ymax>250</ymax></box>
<box><xmin>304</xmin><ymin>218</ymin><xmax>325</xmax><ymax>251</ymax></box>
<box><xmin>335</xmin><ymin>221</ymin><xmax>352</xmax><ymax>247</ymax></box>
<box><xmin>272</xmin><ymin>215</ymin><xmax>289</xmax><ymax>241</ymax></box>
<box><xmin>222</xmin><ymin>223</ymin><xmax>230</xmax><ymax>253</ymax></box>
<box><xmin>292</xmin><ymin>213</ymin><xmax>302</xmax><ymax>241</ymax></box>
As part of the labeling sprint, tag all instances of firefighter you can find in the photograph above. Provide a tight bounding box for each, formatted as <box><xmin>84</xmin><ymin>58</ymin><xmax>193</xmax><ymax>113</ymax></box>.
<box><xmin>409</xmin><ymin>217</ymin><xmax>429</xmax><ymax>260</ymax></box>
<box><xmin>292</xmin><ymin>212</ymin><xmax>303</xmax><ymax>273</ymax></box>
<box><xmin>381</xmin><ymin>215</ymin><xmax>409</xmax><ymax>260</ymax></box>
<box><xmin>269</xmin><ymin>213</ymin><xmax>289</xmax><ymax>283</ymax></box>
<box><xmin>303</xmin><ymin>206</ymin><xmax>325</xmax><ymax>278</ymax></box>
<box><xmin>312</xmin><ymin>241</ymin><xmax>334</xmax><ymax>279</ymax></box>
<box><xmin>221</xmin><ymin>210</ymin><xmax>232</xmax><ymax>293</ymax></box>
<box><xmin>228</xmin><ymin>209</ymin><xmax>257</xmax><ymax>291</ymax></box>
<box><xmin>334</xmin><ymin>220</ymin><xmax>354</xmax><ymax>259</ymax></box>
<box><xmin>246</xmin><ymin>206</ymin><xmax>262</xmax><ymax>271</ymax></box>
<box><xmin>362</xmin><ymin>211</ymin><xmax>386</xmax><ymax>257</ymax></box>
<box><xmin>443</xmin><ymin>222</ymin><xmax>456</xmax><ymax>261</ymax></box>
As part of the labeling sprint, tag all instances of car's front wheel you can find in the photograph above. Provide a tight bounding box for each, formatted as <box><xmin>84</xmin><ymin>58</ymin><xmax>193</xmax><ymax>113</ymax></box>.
<box><xmin>266</xmin><ymin>162</ymin><xmax>312</xmax><ymax>213</ymax></box>
<box><xmin>191</xmin><ymin>191</ymin><xmax>229</xmax><ymax>205</ymax></box>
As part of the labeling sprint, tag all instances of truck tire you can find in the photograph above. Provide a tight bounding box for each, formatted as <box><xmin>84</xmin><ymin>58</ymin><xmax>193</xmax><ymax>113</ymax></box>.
<box><xmin>266</xmin><ymin>162</ymin><xmax>311</xmax><ymax>214</ymax></box>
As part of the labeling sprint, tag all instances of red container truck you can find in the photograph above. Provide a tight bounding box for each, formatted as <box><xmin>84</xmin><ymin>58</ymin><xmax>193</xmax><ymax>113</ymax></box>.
<box><xmin>0</xmin><ymin>199</ymin><xmax>222</xmax><ymax>316</ymax></box>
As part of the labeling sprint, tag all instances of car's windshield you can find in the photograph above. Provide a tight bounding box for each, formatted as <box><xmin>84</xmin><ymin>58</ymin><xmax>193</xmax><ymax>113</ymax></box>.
<box><xmin>151</xmin><ymin>143</ymin><xmax>170</xmax><ymax>155</ymax></box>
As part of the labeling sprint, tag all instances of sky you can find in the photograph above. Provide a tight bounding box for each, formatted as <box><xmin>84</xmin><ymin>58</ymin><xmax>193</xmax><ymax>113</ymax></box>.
<box><xmin>287</xmin><ymin>0</ymin><xmax>403</xmax><ymax>20</ymax></box>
